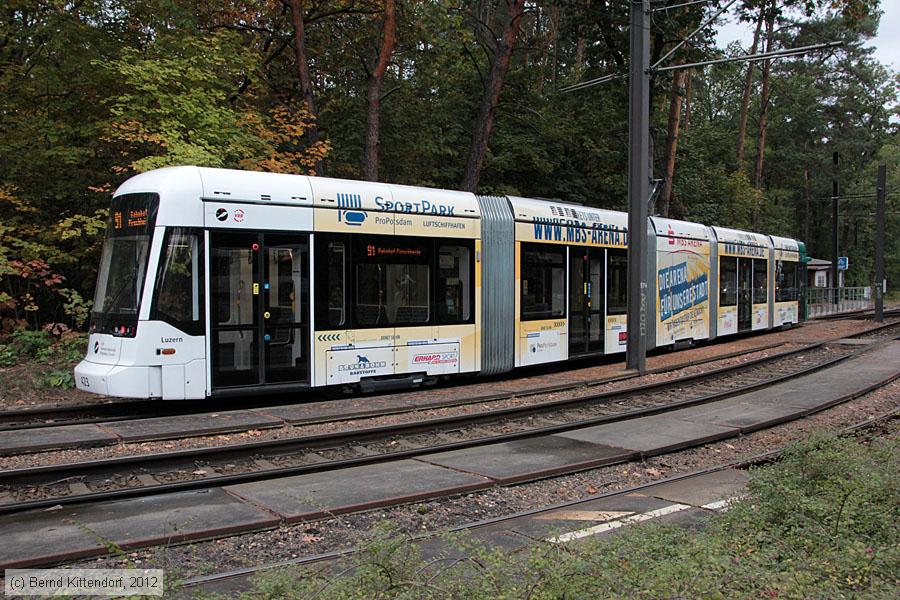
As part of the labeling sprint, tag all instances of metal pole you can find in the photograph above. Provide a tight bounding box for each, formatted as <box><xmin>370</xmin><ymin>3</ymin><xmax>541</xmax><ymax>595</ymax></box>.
<box><xmin>875</xmin><ymin>164</ymin><xmax>886</xmax><ymax>322</ymax></box>
<box><xmin>832</xmin><ymin>151</ymin><xmax>839</xmax><ymax>301</ymax></box>
<box><xmin>626</xmin><ymin>0</ymin><xmax>649</xmax><ymax>374</ymax></box>
<box><xmin>653</xmin><ymin>41</ymin><xmax>843</xmax><ymax>73</ymax></box>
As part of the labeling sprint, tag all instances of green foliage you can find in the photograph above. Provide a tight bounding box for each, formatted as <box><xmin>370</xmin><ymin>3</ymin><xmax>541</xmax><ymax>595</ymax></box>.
<box><xmin>0</xmin><ymin>329</ymin><xmax>85</xmax><ymax>367</ymax></box>
<box><xmin>227</xmin><ymin>435</ymin><xmax>898</xmax><ymax>599</ymax></box>
<box><xmin>7</xmin><ymin>329</ymin><xmax>54</xmax><ymax>359</ymax></box>
<box><xmin>0</xmin><ymin>344</ymin><xmax>16</xmax><ymax>368</ymax></box>
<box><xmin>57</xmin><ymin>289</ymin><xmax>91</xmax><ymax>330</ymax></box>
<box><xmin>36</xmin><ymin>369</ymin><xmax>76</xmax><ymax>389</ymax></box>
<box><xmin>101</xmin><ymin>31</ymin><xmax>262</xmax><ymax>173</ymax></box>
<box><xmin>0</xmin><ymin>0</ymin><xmax>896</xmax><ymax>334</ymax></box>
<box><xmin>53</xmin><ymin>333</ymin><xmax>89</xmax><ymax>363</ymax></box>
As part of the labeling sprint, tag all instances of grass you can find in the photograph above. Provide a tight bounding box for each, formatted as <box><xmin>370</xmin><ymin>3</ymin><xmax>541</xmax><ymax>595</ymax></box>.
<box><xmin>0</xmin><ymin>330</ymin><xmax>86</xmax><ymax>395</ymax></box>
<box><xmin>202</xmin><ymin>433</ymin><xmax>899</xmax><ymax>599</ymax></box>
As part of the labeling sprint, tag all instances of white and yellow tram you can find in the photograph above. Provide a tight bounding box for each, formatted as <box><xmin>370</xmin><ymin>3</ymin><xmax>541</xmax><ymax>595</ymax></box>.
<box><xmin>75</xmin><ymin>166</ymin><xmax>802</xmax><ymax>399</ymax></box>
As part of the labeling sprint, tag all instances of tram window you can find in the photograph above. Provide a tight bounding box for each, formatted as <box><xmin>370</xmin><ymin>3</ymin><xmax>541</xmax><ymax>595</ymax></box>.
<box><xmin>753</xmin><ymin>259</ymin><xmax>768</xmax><ymax>304</ymax></box>
<box><xmin>437</xmin><ymin>245</ymin><xmax>473</xmax><ymax>324</ymax></box>
<box><xmin>356</xmin><ymin>264</ymin><xmax>430</xmax><ymax>325</ymax></box>
<box><xmin>521</xmin><ymin>244</ymin><xmax>566</xmax><ymax>320</ymax></box>
<box><xmin>266</xmin><ymin>240</ymin><xmax>308</xmax><ymax>326</ymax></box>
<box><xmin>607</xmin><ymin>250</ymin><xmax>628</xmax><ymax>315</ymax></box>
<box><xmin>355</xmin><ymin>237</ymin><xmax>431</xmax><ymax>326</ymax></box>
<box><xmin>390</xmin><ymin>264</ymin><xmax>430</xmax><ymax>323</ymax></box>
<box><xmin>776</xmin><ymin>260</ymin><xmax>798</xmax><ymax>302</ymax></box>
<box><xmin>315</xmin><ymin>236</ymin><xmax>349</xmax><ymax>329</ymax></box>
<box><xmin>720</xmin><ymin>257</ymin><xmax>737</xmax><ymax>307</ymax></box>
<box><xmin>152</xmin><ymin>228</ymin><xmax>204</xmax><ymax>336</ymax></box>
<box><xmin>213</xmin><ymin>246</ymin><xmax>253</xmax><ymax>327</ymax></box>
<box><xmin>326</xmin><ymin>241</ymin><xmax>346</xmax><ymax>326</ymax></box>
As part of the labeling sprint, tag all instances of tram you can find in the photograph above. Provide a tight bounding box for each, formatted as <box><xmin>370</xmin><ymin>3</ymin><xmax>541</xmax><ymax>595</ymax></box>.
<box><xmin>74</xmin><ymin>166</ymin><xmax>802</xmax><ymax>400</ymax></box>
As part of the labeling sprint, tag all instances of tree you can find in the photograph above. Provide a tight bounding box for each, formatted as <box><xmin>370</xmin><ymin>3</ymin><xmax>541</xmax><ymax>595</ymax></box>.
<box><xmin>736</xmin><ymin>3</ymin><xmax>765</xmax><ymax>169</ymax></box>
<box><xmin>0</xmin><ymin>0</ymin><xmax>895</xmax><ymax>332</ymax></box>
<box><xmin>460</xmin><ymin>0</ymin><xmax>526</xmax><ymax>192</ymax></box>
<box><xmin>288</xmin><ymin>0</ymin><xmax>324</xmax><ymax>174</ymax></box>
<box><xmin>660</xmin><ymin>69</ymin><xmax>687</xmax><ymax>218</ymax></box>
<box><xmin>363</xmin><ymin>0</ymin><xmax>397</xmax><ymax>181</ymax></box>
<box><xmin>752</xmin><ymin>4</ymin><xmax>776</xmax><ymax>194</ymax></box>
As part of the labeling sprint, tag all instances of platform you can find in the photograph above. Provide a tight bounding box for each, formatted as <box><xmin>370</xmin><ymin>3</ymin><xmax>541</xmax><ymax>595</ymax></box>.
<box><xmin>0</xmin><ymin>488</ymin><xmax>278</xmax><ymax>568</ymax></box>
<box><xmin>224</xmin><ymin>459</ymin><xmax>491</xmax><ymax>521</ymax></box>
<box><xmin>0</xmin><ymin>423</ymin><xmax>118</xmax><ymax>455</ymax></box>
<box><xmin>420</xmin><ymin>436</ymin><xmax>634</xmax><ymax>483</ymax></box>
<box><xmin>101</xmin><ymin>410</ymin><xmax>283</xmax><ymax>441</ymax></box>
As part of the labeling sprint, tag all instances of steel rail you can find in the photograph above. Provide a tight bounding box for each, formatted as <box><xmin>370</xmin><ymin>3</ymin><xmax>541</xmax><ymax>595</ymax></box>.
<box><xmin>177</xmin><ymin>405</ymin><xmax>900</xmax><ymax>593</ymax></box>
<box><xmin>811</xmin><ymin>308</ymin><xmax>900</xmax><ymax>322</ymax></box>
<box><xmin>0</xmin><ymin>338</ymin><xmax>792</xmax><ymax>436</ymax></box>
<box><xmin>0</xmin><ymin>341</ymin><xmax>869</xmax><ymax>515</ymax></box>
<box><xmin>0</xmin><ymin>338</ymin><xmax>793</xmax><ymax>433</ymax></box>
<box><xmin>3</xmin><ymin>315</ymin><xmax>894</xmax><ymax>435</ymax></box>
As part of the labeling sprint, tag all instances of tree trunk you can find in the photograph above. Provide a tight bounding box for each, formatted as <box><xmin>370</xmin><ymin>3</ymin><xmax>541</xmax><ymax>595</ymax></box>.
<box><xmin>574</xmin><ymin>33</ymin><xmax>585</xmax><ymax>74</ymax></box>
<box><xmin>803</xmin><ymin>163</ymin><xmax>811</xmax><ymax>243</ymax></box>
<box><xmin>288</xmin><ymin>0</ymin><xmax>323</xmax><ymax>175</ymax></box>
<box><xmin>524</xmin><ymin>6</ymin><xmax>536</xmax><ymax>67</ymax></box>
<box><xmin>550</xmin><ymin>4</ymin><xmax>559</xmax><ymax>83</ymax></box>
<box><xmin>363</xmin><ymin>0</ymin><xmax>396</xmax><ymax>181</ymax></box>
<box><xmin>682</xmin><ymin>69</ymin><xmax>693</xmax><ymax>133</ymax></box>
<box><xmin>461</xmin><ymin>0</ymin><xmax>525</xmax><ymax>192</ymax></box>
<box><xmin>753</xmin><ymin>7</ymin><xmax>775</xmax><ymax>192</ymax></box>
<box><xmin>660</xmin><ymin>69</ymin><xmax>686</xmax><ymax>218</ymax></box>
<box><xmin>736</xmin><ymin>5</ymin><xmax>765</xmax><ymax>169</ymax></box>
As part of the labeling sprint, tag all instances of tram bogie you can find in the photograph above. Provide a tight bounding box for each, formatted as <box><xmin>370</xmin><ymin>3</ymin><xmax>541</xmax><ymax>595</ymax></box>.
<box><xmin>75</xmin><ymin>166</ymin><xmax>802</xmax><ymax>400</ymax></box>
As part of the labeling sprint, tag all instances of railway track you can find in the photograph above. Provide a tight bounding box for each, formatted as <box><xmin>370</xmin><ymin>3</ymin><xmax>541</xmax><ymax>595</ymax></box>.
<box><xmin>177</xmin><ymin>404</ymin><xmax>900</xmax><ymax>595</ymax></box>
<box><xmin>3</xmin><ymin>316</ymin><xmax>899</xmax><ymax>438</ymax></box>
<box><xmin>0</xmin><ymin>341</ymin><xmax>863</xmax><ymax>514</ymax></box>
<box><xmin>0</xmin><ymin>339</ymin><xmax>789</xmax><ymax>432</ymax></box>
<box><xmin>2</xmin><ymin>333</ymin><xmax>897</xmax><ymax>572</ymax></box>
<box><xmin>811</xmin><ymin>307</ymin><xmax>900</xmax><ymax>321</ymax></box>
<box><xmin>0</xmin><ymin>398</ymin><xmax>207</xmax><ymax>432</ymax></box>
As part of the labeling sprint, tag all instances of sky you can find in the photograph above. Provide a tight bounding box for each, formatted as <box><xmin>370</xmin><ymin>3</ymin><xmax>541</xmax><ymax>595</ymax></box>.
<box><xmin>714</xmin><ymin>1</ymin><xmax>899</xmax><ymax>70</ymax></box>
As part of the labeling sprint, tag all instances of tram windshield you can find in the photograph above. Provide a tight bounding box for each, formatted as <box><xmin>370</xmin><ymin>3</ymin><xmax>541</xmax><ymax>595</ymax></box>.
<box><xmin>91</xmin><ymin>193</ymin><xmax>159</xmax><ymax>336</ymax></box>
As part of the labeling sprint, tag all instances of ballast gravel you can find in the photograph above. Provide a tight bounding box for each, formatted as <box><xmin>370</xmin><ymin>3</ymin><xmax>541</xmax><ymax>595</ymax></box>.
<box><xmin>64</xmin><ymin>372</ymin><xmax>900</xmax><ymax>581</ymax></box>
<box><xmin>0</xmin><ymin>315</ymin><xmax>890</xmax><ymax>413</ymax></box>
<box><xmin>0</xmin><ymin>343</ymin><xmax>845</xmax><ymax>470</ymax></box>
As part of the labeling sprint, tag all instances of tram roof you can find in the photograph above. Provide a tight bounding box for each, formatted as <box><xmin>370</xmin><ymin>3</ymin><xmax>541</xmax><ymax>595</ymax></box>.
<box><xmin>115</xmin><ymin>167</ymin><xmax>483</xmax><ymax>218</ymax></box>
<box><xmin>115</xmin><ymin>165</ymin><xmax>204</xmax><ymax>200</ymax></box>
<box><xmin>649</xmin><ymin>216</ymin><xmax>710</xmax><ymax>240</ymax></box>
<box><xmin>507</xmin><ymin>195</ymin><xmax>628</xmax><ymax>231</ymax></box>
<box><xmin>115</xmin><ymin>169</ymin><xmax>791</xmax><ymax>248</ymax></box>
<box><xmin>769</xmin><ymin>235</ymin><xmax>800</xmax><ymax>252</ymax></box>
<box><xmin>712</xmin><ymin>226</ymin><xmax>770</xmax><ymax>248</ymax></box>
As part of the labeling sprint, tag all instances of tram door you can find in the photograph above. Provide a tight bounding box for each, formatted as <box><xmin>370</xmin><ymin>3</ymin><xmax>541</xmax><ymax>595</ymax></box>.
<box><xmin>737</xmin><ymin>258</ymin><xmax>753</xmax><ymax>332</ymax></box>
<box><xmin>211</xmin><ymin>232</ymin><xmax>310</xmax><ymax>389</ymax></box>
<box><xmin>568</xmin><ymin>247</ymin><xmax>605</xmax><ymax>356</ymax></box>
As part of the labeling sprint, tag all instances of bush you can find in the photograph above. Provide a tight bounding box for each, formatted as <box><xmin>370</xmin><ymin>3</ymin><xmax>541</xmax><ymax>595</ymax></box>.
<box><xmin>230</xmin><ymin>435</ymin><xmax>899</xmax><ymax>599</ymax></box>
<box><xmin>36</xmin><ymin>370</ymin><xmax>75</xmax><ymax>389</ymax></box>
<box><xmin>7</xmin><ymin>329</ymin><xmax>53</xmax><ymax>359</ymax></box>
<box><xmin>0</xmin><ymin>344</ymin><xmax>15</xmax><ymax>367</ymax></box>
<box><xmin>52</xmin><ymin>333</ymin><xmax>88</xmax><ymax>363</ymax></box>
<box><xmin>1</xmin><ymin>329</ymin><xmax>86</xmax><ymax>365</ymax></box>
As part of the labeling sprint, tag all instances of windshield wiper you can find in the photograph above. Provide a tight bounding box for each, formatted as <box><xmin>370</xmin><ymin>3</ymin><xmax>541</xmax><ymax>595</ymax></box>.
<box><xmin>104</xmin><ymin>275</ymin><xmax>137</xmax><ymax>314</ymax></box>
<box><xmin>102</xmin><ymin>248</ymin><xmax>145</xmax><ymax>314</ymax></box>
